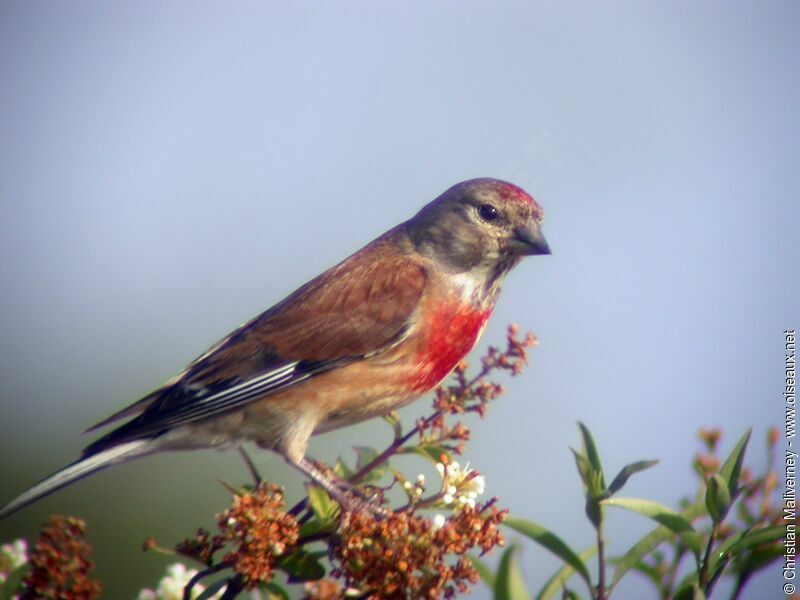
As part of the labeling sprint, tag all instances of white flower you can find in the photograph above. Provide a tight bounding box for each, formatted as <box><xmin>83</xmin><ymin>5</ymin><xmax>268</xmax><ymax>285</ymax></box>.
<box><xmin>0</xmin><ymin>539</ymin><xmax>28</xmax><ymax>584</ymax></box>
<box><xmin>431</xmin><ymin>513</ymin><xmax>447</xmax><ymax>531</ymax></box>
<box><xmin>403</xmin><ymin>474</ymin><xmax>426</xmax><ymax>498</ymax></box>
<box><xmin>137</xmin><ymin>563</ymin><xmax>224</xmax><ymax>600</ymax></box>
<box><xmin>2</xmin><ymin>539</ymin><xmax>28</xmax><ymax>569</ymax></box>
<box><xmin>435</xmin><ymin>461</ymin><xmax>487</xmax><ymax>511</ymax></box>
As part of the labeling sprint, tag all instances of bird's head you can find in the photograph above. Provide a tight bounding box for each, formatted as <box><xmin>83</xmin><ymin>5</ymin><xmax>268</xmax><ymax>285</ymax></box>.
<box><xmin>405</xmin><ymin>178</ymin><xmax>550</xmax><ymax>278</ymax></box>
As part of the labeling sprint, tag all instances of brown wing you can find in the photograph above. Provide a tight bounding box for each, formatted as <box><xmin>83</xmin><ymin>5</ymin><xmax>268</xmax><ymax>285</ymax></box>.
<box><xmin>199</xmin><ymin>249</ymin><xmax>427</xmax><ymax>370</ymax></box>
<box><xmin>83</xmin><ymin>244</ymin><xmax>427</xmax><ymax>452</ymax></box>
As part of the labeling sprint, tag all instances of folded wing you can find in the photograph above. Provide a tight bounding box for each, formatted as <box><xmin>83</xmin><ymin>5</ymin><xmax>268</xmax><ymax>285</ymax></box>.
<box><xmin>84</xmin><ymin>248</ymin><xmax>427</xmax><ymax>454</ymax></box>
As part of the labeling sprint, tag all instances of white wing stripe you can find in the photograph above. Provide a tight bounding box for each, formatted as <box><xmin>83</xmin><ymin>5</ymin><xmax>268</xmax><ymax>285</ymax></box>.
<box><xmin>157</xmin><ymin>363</ymin><xmax>301</xmax><ymax>426</ymax></box>
<box><xmin>201</xmin><ymin>363</ymin><xmax>298</xmax><ymax>401</ymax></box>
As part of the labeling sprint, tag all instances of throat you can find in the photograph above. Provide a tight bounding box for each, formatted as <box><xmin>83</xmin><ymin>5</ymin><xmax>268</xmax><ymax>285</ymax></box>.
<box><xmin>449</xmin><ymin>263</ymin><xmax>509</xmax><ymax>309</ymax></box>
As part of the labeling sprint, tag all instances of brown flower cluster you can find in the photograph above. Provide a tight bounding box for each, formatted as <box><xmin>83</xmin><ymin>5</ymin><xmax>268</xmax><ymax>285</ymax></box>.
<box><xmin>20</xmin><ymin>515</ymin><xmax>101</xmax><ymax>600</ymax></box>
<box><xmin>694</xmin><ymin>427</ymin><xmax>722</xmax><ymax>476</ymax></box>
<box><xmin>172</xmin><ymin>483</ymin><xmax>300</xmax><ymax>590</ymax></box>
<box><xmin>438</xmin><ymin>326</ymin><xmax>534</xmax><ymax>413</ymax></box>
<box><xmin>219</xmin><ymin>483</ymin><xmax>300</xmax><ymax>588</ymax></box>
<box><xmin>303</xmin><ymin>578</ymin><xmax>344</xmax><ymax>599</ymax></box>
<box><xmin>173</xmin><ymin>528</ymin><xmax>225</xmax><ymax>566</ymax></box>
<box><xmin>333</xmin><ymin>503</ymin><xmax>506</xmax><ymax>598</ymax></box>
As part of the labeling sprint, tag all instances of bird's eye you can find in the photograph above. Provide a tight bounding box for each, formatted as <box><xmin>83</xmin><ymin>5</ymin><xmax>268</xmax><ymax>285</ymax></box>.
<box><xmin>477</xmin><ymin>203</ymin><xmax>500</xmax><ymax>222</ymax></box>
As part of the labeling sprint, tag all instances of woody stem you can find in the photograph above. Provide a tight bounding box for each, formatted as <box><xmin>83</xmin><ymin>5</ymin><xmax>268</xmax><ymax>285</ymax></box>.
<box><xmin>350</xmin><ymin>411</ymin><xmax>444</xmax><ymax>484</ymax></box>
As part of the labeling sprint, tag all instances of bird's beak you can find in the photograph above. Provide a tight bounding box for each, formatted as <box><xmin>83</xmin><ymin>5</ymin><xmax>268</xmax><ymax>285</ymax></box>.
<box><xmin>509</xmin><ymin>221</ymin><xmax>551</xmax><ymax>256</ymax></box>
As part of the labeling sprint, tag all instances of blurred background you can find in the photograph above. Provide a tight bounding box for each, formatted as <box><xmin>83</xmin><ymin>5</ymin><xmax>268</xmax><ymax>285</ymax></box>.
<box><xmin>1</xmin><ymin>2</ymin><xmax>797</xmax><ymax>597</ymax></box>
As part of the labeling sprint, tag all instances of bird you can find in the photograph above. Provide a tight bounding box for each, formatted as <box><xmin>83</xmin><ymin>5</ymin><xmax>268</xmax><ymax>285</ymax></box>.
<box><xmin>0</xmin><ymin>178</ymin><xmax>549</xmax><ymax>519</ymax></box>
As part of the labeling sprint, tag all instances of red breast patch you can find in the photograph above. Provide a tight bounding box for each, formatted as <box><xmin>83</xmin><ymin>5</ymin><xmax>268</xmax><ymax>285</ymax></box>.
<box><xmin>412</xmin><ymin>305</ymin><xmax>492</xmax><ymax>391</ymax></box>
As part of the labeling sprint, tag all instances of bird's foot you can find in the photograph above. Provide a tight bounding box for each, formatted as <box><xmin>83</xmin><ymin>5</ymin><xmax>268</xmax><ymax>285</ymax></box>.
<box><xmin>328</xmin><ymin>485</ymin><xmax>389</xmax><ymax>518</ymax></box>
<box><xmin>297</xmin><ymin>457</ymin><xmax>389</xmax><ymax>518</ymax></box>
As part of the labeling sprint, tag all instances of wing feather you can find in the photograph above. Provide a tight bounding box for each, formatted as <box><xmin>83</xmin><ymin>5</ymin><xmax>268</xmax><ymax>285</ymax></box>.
<box><xmin>85</xmin><ymin>244</ymin><xmax>426</xmax><ymax>453</ymax></box>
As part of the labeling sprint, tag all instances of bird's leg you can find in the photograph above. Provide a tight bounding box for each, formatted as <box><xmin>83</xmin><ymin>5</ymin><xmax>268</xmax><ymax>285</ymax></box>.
<box><xmin>294</xmin><ymin>457</ymin><xmax>387</xmax><ymax>517</ymax></box>
<box><xmin>272</xmin><ymin>424</ymin><xmax>387</xmax><ymax>515</ymax></box>
<box><xmin>237</xmin><ymin>446</ymin><xmax>262</xmax><ymax>487</ymax></box>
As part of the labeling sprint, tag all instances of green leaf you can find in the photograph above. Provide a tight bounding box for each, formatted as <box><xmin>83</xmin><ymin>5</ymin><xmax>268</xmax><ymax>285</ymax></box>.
<box><xmin>468</xmin><ymin>554</ymin><xmax>495</xmax><ymax>588</ymax></box>
<box><xmin>577</xmin><ymin>422</ymin><xmax>605</xmax><ymax>488</ymax></box>
<box><xmin>674</xmin><ymin>581</ymin><xmax>707</xmax><ymax>600</ymax></box>
<box><xmin>572</xmin><ymin>445</ymin><xmax>608</xmax><ymax>529</ymax></box>
<box><xmin>262</xmin><ymin>581</ymin><xmax>292</xmax><ymax>600</ymax></box>
<box><xmin>334</xmin><ymin>457</ymin><xmax>354</xmax><ymax>480</ymax></box>
<box><xmin>354</xmin><ymin>446</ymin><xmax>379</xmax><ymax>471</ymax></box>
<box><xmin>299</xmin><ymin>514</ymin><xmax>338</xmax><ymax>538</ymax></box>
<box><xmin>196</xmin><ymin>578</ymin><xmax>230</xmax><ymax>600</ymax></box>
<box><xmin>493</xmin><ymin>545</ymin><xmax>530</xmax><ymax>600</ymax></box>
<box><xmin>718</xmin><ymin>429</ymin><xmax>751</xmax><ymax>498</ymax></box>
<box><xmin>218</xmin><ymin>479</ymin><xmax>250</xmax><ymax>497</ymax></box>
<box><xmin>601</xmin><ymin>497</ymin><xmax>703</xmax><ymax>558</ymax></box>
<box><xmin>504</xmin><ymin>515</ymin><xmax>592</xmax><ymax>592</ymax></box>
<box><xmin>704</xmin><ymin>474</ymin><xmax>732</xmax><ymax>524</ymax></box>
<box><xmin>706</xmin><ymin>524</ymin><xmax>785</xmax><ymax>582</ymax></box>
<box><xmin>610</xmin><ymin>499</ymin><xmax>706</xmax><ymax>588</ymax></box>
<box><xmin>626</xmin><ymin>560</ymin><xmax>662</xmax><ymax>587</ymax></box>
<box><xmin>306</xmin><ymin>485</ymin><xmax>333</xmax><ymax>518</ymax></box>
<box><xmin>307</xmin><ymin>486</ymin><xmax>337</xmax><ymax>520</ymax></box>
<box><xmin>404</xmin><ymin>444</ymin><xmax>451</xmax><ymax>465</ymax></box>
<box><xmin>535</xmin><ymin>545</ymin><xmax>597</xmax><ymax>600</ymax></box>
<box><xmin>0</xmin><ymin>563</ymin><xmax>30</xmax><ymax>600</ymax></box>
<box><xmin>352</xmin><ymin>446</ymin><xmax>388</xmax><ymax>483</ymax></box>
<box><xmin>279</xmin><ymin>549</ymin><xmax>326</xmax><ymax>582</ymax></box>
<box><xmin>584</xmin><ymin>497</ymin><xmax>603</xmax><ymax>530</ymax></box>
<box><xmin>733</xmin><ymin>544</ymin><xmax>785</xmax><ymax>575</ymax></box>
<box><xmin>571</xmin><ymin>448</ymin><xmax>595</xmax><ymax>491</ymax></box>
<box><xmin>608</xmin><ymin>460</ymin><xmax>659</xmax><ymax>495</ymax></box>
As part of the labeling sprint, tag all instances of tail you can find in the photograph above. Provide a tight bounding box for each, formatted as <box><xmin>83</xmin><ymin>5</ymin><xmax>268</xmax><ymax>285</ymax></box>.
<box><xmin>0</xmin><ymin>439</ymin><xmax>152</xmax><ymax>520</ymax></box>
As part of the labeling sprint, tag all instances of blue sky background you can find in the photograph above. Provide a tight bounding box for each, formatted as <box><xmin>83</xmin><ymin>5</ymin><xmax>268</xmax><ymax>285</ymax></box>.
<box><xmin>0</xmin><ymin>2</ymin><xmax>797</xmax><ymax>597</ymax></box>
